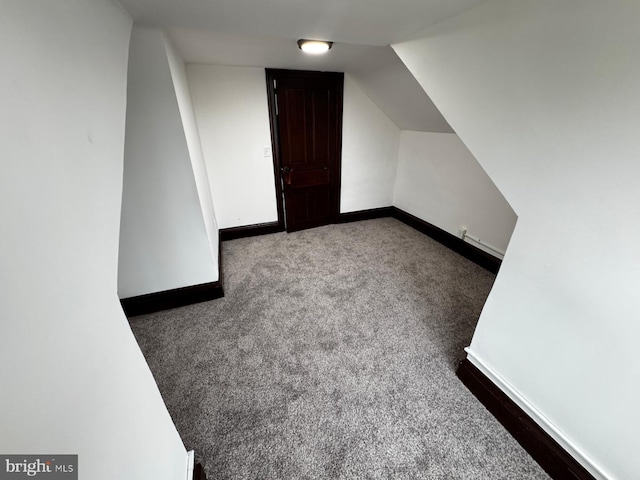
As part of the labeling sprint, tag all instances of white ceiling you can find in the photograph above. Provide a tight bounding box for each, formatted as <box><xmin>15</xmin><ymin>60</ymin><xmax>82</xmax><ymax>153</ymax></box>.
<box><xmin>118</xmin><ymin>0</ymin><xmax>487</xmax><ymax>132</ymax></box>
<box><xmin>119</xmin><ymin>0</ymin><xmax>488</xmax><ymax>46</ymax></box>
<box><xmin>168</xmin><ymin>28</ymin><xmax>452</xmax><ymax>132</ymax></box>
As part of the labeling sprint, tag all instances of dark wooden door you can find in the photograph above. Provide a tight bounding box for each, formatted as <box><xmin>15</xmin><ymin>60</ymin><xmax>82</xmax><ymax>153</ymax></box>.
<box><xmin>266</xmin><ymin>69</ymin><xmax>343</xmax><ymax>233</ymax></box>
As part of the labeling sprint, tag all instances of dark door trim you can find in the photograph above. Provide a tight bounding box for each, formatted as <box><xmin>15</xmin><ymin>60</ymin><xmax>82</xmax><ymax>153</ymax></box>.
<box><xmin>265</xmin><ymin>68</ymin><xmax>344</xmax><ymax>232</ymax></box>
<box><xmin>265</xmin><ymin>69</ymin><xmax>285</xmax><ymax>231</ymax></box>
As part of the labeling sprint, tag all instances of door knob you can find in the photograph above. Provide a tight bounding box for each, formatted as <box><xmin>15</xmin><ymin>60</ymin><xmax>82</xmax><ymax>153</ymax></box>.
<box><xmin>281</xmin><ymin>166</ymin><xmax>292</xmax><ymax>185</ymax></box>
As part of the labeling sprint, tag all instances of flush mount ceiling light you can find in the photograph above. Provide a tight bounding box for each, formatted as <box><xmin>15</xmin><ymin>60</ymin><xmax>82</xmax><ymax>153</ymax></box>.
<box><xmin>297</xmin><ymin>39</ymin><xmax>333</xmax><ymax>54</ymax></box>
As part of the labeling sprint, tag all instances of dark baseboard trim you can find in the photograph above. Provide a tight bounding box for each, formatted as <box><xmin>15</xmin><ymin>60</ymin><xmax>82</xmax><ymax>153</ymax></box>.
<box><xmin>390</xmin><ymin>207</ymin><xmax>501</xmax><ymax>274</ymax></box>
<box><xmin>193</xmin><ymin>463</ymin><xmax>207</xmax><ymax>480</ymax></box>
<box><xmin>220</xmin><ymin>221</ymin><xmax>283</xmax><ymax>241</ymax></box>
<box><xmin>456</xmin><ymin>358</ymin><xmax>595</xmax><ymax>480</ymax></box>
<box><xmin>121</xmin><ymin>242</ymin><xmax>224</xmax><ymax>317</ymax></box>
<box><xmin>337</xmin><ymin>206</ymin><xmax>394</xmax><ymax>223</ymax></box>
<box><xmin>336</xmin><ymin>206</ymin><xmax>501</xmax><ymax>273</ymax></box>
<box><xmin>217</xmin><ymin>236</ymin><xmax>224</xmax><ymax>293</ymax></box>
<box><xmin>120</xmin><ymin>280</ymin><xmax>223</xmax><ymax>317</ymax></box>
<box><xmin>217</xmin><ymin>208</ymin><xmax>501</xmax><ymax>273</ymax></box>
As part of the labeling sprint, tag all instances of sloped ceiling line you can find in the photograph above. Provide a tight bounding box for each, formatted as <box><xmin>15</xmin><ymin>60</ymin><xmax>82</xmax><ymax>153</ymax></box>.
<box><xmin>116</xmin><ymin>0</ymin><xmax>481</xmax><ymax>132</ymax></box>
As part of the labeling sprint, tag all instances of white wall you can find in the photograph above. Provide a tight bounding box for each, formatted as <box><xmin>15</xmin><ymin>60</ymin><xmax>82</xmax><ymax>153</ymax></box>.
<box><xmin>0</xmin><ymin>2</ymin><xmax>187</xmax><ymax>479</ymax></box>
<box><xmin>119</xmin><ymin>26</ymin><xmax>218</xmax><ymax>298</ymax></box>
<box><xmin>187</xmin><ymin>64</ymin><xmax>278</xmax><ymax>229</ymax></box>
<box><xmin>394</xmin><ymin>131</ymin><xmax>516</xmax><ymax>256</ymax></box>
<box><xmin>394</xmin><ymin>1</ymin><xmax>640</xmax><ymax>479</ymax></box>
<box><xmin>165</xmin><ymin>33</ymin><xmax>219</xmax><ymax>263</ymax></box>
<box><xmin>341</xmin><ymin>75</ymin><xmax>400</xmax><ymax>213</ymax></box>
<box><xmin>187</xmin><ymin>66</ymin><xmax>403</xmax><ymax>226</ymax></box>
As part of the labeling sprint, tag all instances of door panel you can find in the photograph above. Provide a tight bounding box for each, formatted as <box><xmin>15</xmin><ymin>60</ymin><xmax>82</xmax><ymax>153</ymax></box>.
<box><xmin>309</xmin><ymin>90</ymin><xmax>331</xmax><ymax>164</ymax></box>
<box><xmin>266</xmin><ymin>69</ymin><xmax>343</xmax><ymax>233</ymax></box>
<box><xmin>281</xmin><ymin>89</ymin><xmax>307</xmax><ymax>162</ymax></box>
<box><xmin>289</xmin><ymin>169</ymin><xmax>329</xmax><ymax>188</ymax></box>
<box><xmin>286</xmin><ymin>188</ymin><xmax>332</xmax><ymax>231</ymax></box>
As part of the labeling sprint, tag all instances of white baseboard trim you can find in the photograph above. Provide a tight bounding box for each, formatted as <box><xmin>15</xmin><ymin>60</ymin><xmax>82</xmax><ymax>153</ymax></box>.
<box><xmin>464</xmin><ymin>348</ymin><xmax>611</xmax><ymax>480</ymax></box>
<box><xmin>186</xmin><ymin>450</ymin><xmax>195</xmax><ymax>480</ymax></box>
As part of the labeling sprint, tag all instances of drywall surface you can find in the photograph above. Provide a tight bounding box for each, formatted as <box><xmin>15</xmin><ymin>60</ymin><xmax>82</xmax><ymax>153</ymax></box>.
<box><xmin>394</xmin><ymin>1</ymin><xmax>640</xmax><ymax>478</ymax></box>
<box><xmin>119</xmin><ymin>26</ymin><xmax>217</xmax><ymax>298</ymax></box>
<box><xmin>164</xmin><ymin>32</ymin><xmax>219</xmax><ymax>262</ymax></box>
<box><xmin>0</xmin><ymin>2</ymin><xmax>187</xmax><ymax>479</ymax></box>
<box><xmin>187</xmin><ymin>64</ymin><xmax>278</xmax><ymax>229</ymax></box>
<box><xmin>341</xmin><ymin>75</ymin><xmax>400</xmax><ymax>213</ymax></box>
<box><xmin>393</xmin><ymin>131</ymin><xmax>516</xmax><ymax>256</ymax></box>
<box><xmin>188</xmin><ymin>66</ymin><xmax>403</xmax><ymax>227</ymax></box>
<box><xmin>347</xmin><ymin>47</ymin><xmax>453</xmax><ymax>133</ymax></box>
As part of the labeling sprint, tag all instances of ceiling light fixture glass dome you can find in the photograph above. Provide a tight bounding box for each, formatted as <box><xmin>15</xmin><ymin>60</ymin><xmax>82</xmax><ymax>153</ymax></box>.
<box><xmin>297</xmin><ymin>39</ymin><xmax>333</xmax><ymax>54</ymax></box>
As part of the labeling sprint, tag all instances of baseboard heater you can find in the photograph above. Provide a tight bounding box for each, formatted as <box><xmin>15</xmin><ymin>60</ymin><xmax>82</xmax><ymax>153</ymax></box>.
<box><xmin>461</xmin><ymin>231</ymin><xmax>505</xmax><ymax>258</ymax></box>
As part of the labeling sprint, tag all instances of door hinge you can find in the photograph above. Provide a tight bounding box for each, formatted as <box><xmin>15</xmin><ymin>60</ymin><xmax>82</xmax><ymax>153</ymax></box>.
<box><xmin>275</xmin><ymin>93</ymin><xmax>279</xmax><ymax>116</ymax></box>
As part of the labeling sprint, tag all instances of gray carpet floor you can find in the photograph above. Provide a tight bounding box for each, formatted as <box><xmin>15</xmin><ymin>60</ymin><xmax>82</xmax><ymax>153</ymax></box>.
<box><xmin>130</xmin><ymin>218</ymin><xmax>549</xmax><ymax>479</ymax></box>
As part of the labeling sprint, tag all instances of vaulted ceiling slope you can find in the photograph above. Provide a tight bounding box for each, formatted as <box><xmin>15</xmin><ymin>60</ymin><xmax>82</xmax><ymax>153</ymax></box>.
<box><xmin>118</xmin><ymin>0</ymin><xmax>489</xmax><ymax>132</ymax></box>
